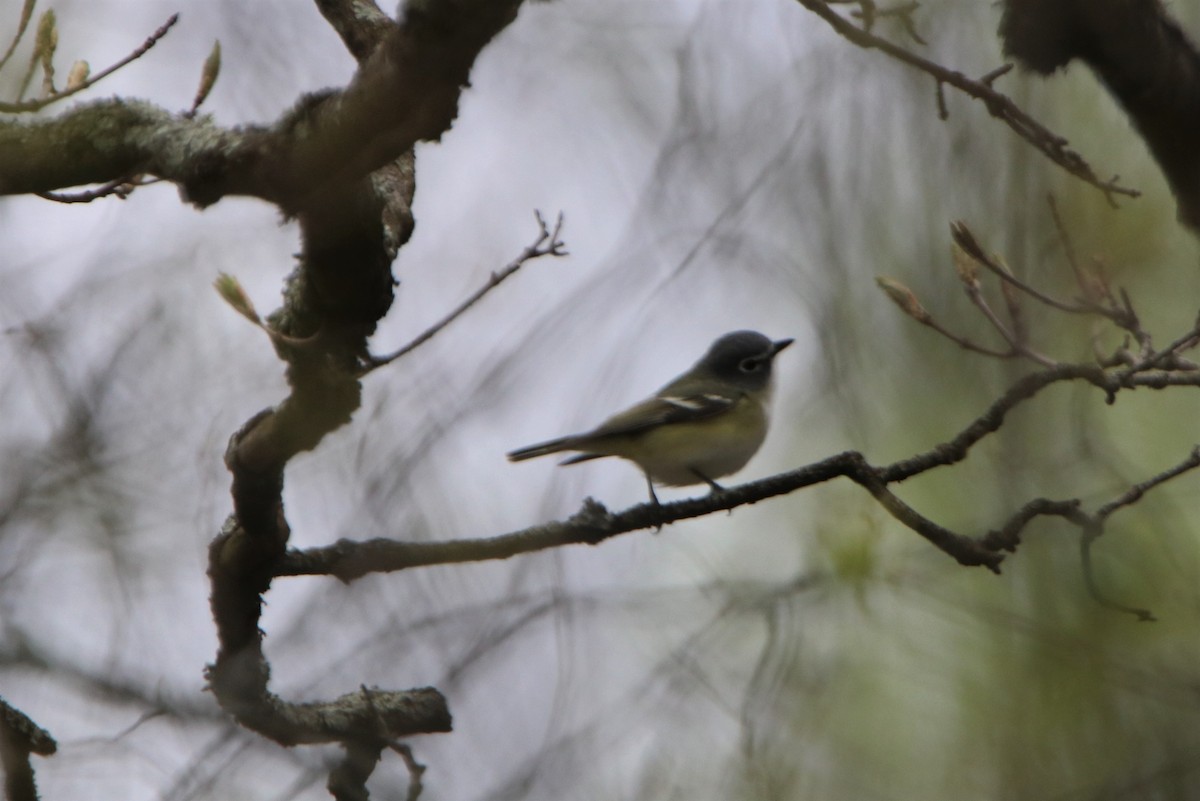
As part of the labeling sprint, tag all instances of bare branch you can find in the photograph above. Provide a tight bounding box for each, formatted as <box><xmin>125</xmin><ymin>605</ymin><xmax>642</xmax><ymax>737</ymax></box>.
<box><xmin>980</xmin><ymin>63</ymin><xmax>1013</xmax><ymax>86</ymax></box>
<box><xmin>1078</xmin><ymin>448</ymin><xmax>1200</xmax><ymax>622</ymax></box>
<box><xmin>390</xmin><ymin>742</ymin><xmax>427</xmax><ymax>801</ymax></box>
<box><xmin>877</xmin><ymin>275</ymin><xmax>1011</xmax><ymax>357</ymax></box>
<box><xmin>327</xmin><ymin>737</ymin><xmax>384</xmax><ymax>801</ymax></box>
<box><xmin>278</xmin><ymin>453</ymin><xmax>1004</xmax><ymax>581</ymax></box>
<box><xmin>315</xmin><ymin>0</ymin><xmax>399</xmax><ymax>61</ymax></box>
<box><xmin>920</xmin><ymin>315</ymin><xmax>1016</xmax><ymax>360</ymax></box>
<box><xmin>361</xmin><ymin>211</ymin><xmax>567</xmax><ymax>373</ymax></box>
<box><xmin>281</xmin><ymin>280</ymin><xmax>1200</xmax><ymax>600</ymax></box>
<box><xmin>980</xmin><ymin>498</ymin><xmax>1085</xmax><ymax>554</ymax></box>
<box><xmin>794</xmin><ymin>0</ymin><xmax>1141</xmax><ymax>202</ymax></box>
<box><xmin>0</xmin><ymin>1</ymin><xmax>525</xmax><ymax>209</ymax></box>
<box><xmin>950</xmin><ymin>220</ymin><xmax>1134</xmax><ymax>327</ymax></box>
<box><xmin>0</xmin><ymin>696</ymin><xmax>56</xmax><ymax>801</ymax></box>
<box><xmin>35</xmin><ymin>176</ymin><xmax>155</xmax><ymax>203</ymax></box>
<box><xmin>945</xmin><ymin>219</ymin><xmax>1200</xmax><ymax>378</ymax></box>
<box><xmin>958</xmin><ymin>269</ymin><xmax>1059</xmax><ymax>368</ymax></box>
<box><xmin>877</xmin><ymin>268</ymin><xmax>1054</xmax><ymax>365</ymax></box>
<box><xmin>280</xmin><ymin>414</ymin><xmax>1200</xmax><ymax>627</ymax></box>
<box><xmin>1095</xmin><ymin>446</ymin><xmax>1200</xmax><ymax>523</ymax></box>
<box><xmin>0</xmin><ymin>14</ymin><xmax>179</xmax><ymax>113</ymax></box>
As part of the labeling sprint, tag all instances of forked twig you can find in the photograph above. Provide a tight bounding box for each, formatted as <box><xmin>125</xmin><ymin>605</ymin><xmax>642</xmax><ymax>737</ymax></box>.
<box><xmin>1079</xmin><ymin>446</ymin><xmax>1200</xmax><ymax>621</ymax></box>
<box><xmin>795</xmin><ymin>0</ymin><xmax>1140</xmax><ymax>203</ymax></box>
<box><xmin>360</xmin><ymin>211</ymin><xmax>567</xmax><ymax>374</ymax></box>
<box><xmin>876</xmin><ymin>212</ymin><xmax>1200</xmax><ymax>618</ymax></box>
<box><xmin>0</xmin><ymin>13</ymin><xmax>178</xmax><ymax>112</ymax></box>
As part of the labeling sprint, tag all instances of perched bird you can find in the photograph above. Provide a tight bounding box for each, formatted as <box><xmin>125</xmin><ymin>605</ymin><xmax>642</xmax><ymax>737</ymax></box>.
<box><xmin>507</xmin><ymin>330</ymin><xmax>792</xmax><ymax>503</ymax></box>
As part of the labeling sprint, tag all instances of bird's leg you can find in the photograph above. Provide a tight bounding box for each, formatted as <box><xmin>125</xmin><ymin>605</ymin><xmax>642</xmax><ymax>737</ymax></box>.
<box><xmin>691</xmin><ymin>469</ymin><xmax>724</xmax><ymax>494</ymax></box>
<box><xmin>644</xmin><ymin>472</ymin><xmax>661</xmax><ymax>505</ymax></box>
<box><xmin>644</xmin><ymin>472</ymin><xmax>664</xmax><ymax>532</ymax></box>
<box><xmin>691</xmin><ymin>469</ymin><xmax>732</xmax><ymax>515</ymax></box>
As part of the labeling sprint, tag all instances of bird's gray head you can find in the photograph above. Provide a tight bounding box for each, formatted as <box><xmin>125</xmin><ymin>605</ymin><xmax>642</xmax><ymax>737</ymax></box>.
<box><xmin>697</xmin><ymin>330</ymin><xmax>793</xmax><ymax>390</ymax></box>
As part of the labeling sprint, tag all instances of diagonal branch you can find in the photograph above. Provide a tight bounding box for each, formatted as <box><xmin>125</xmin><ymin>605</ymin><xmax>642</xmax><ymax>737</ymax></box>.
<box><xmin>1079</xmin><ymin>446</ymin><xmax>1200</xmax><ymax>621</ymax></box>
<box><xmin>794</xmin><ymin>0</ymin><xmax>1140</xmax><ymax>203</ymax></box>
<box><xmin>0</xmin><ymin>14</ymin><xmax>179</xmax><ymax>113</ymax></box>
<box><xmin>361</xmin><ymin>211</ymin><xmax>567</xmax><ymax>373</ymax></box>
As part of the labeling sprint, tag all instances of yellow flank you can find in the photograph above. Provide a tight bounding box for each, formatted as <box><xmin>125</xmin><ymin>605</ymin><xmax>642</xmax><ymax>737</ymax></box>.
<box><xmin>580</xmin><ymin>394</ymin><xmax>768</xmax><ymax>486</ymax></box>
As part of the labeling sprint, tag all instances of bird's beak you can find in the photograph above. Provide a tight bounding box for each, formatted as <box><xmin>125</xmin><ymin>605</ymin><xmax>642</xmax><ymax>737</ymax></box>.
<box><xmin>770</xmin><ymin>338</ymin><xmax>794</xmax><ymax>357</ymax></box>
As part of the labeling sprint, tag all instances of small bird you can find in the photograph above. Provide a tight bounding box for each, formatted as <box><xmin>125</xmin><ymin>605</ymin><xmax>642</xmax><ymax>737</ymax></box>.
<box><xmin>507</xmin><ymin>330</ymin><xmax>793</xmax><ymax>503</ymax></box>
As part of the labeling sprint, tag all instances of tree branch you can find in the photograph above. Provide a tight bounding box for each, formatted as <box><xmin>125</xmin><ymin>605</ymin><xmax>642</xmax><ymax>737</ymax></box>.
<box><xmin>315</xmin><ymin>0</ymin><xmax>398</xmax><ymax>61</ymax></box>
<box><xmin>794</xmin><ymin>0</ymin><xmax>1140</xmax><ymax>203</ymax></box>
<box><xmin>0</xmin><ymin>14</ymin><xmax>179</xmax><ymax>113</ymax></box>
<box><xmin>279</xmin><ymin>354</ymin><xmax>1200</xmax><ymax>626</ymax></box>
<box><xmin>362</xmin><ymin>210</ymin><xmax>567</xmax><ymax>372</ymax></box>
<box><xmin>206</xmin><ymin>0</ymin><xmax>530</xmax><ymax>754</ymax></box>
<box><xmin>0</xmin><ymin>697</ymin><xmax>56</xmax><ymax>801</ymax></box>
<box><xmin>0</xmin><ymin>0</ymin><xmax>525</xmax><ymax>211</ymax></box>
<box><xmin>1080</xmin><ymin>446</ymin><xmax>1200</xmax><ymax>621</ymax></box>
<box><xmin>278</xmin><ymin>451</ymin><xmax>1005</xmax><ymax>581</ymax></box>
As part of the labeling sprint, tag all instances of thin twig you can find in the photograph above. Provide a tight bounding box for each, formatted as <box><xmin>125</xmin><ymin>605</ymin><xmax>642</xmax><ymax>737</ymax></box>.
<box><xmin>877</xmin><ymin>274</ymin><xmax>1017</xmax><ymax>359</ymax></box>
<box><xmin>795</xmin><ymin>0</ymin><xmax>1140</xmax><ymax>202</ymax></box>
<box><xmin>997</xmin><ymin>267</ymin><xmax>1026</xmax><ymax>346</ymax></box>
<box><xmin>962</xmin><ymin>281</ymin><xmax>1059</xmax><ymax>367</ymax></box>
<box><xmin>13</xmin><ymin>10</ymin><xmax>41</xmax><ymax>101</ymax></box>
<box><xmin>962</xmin><ymin>283</ymin><xmax>1012</xmax><ymax>343</ymax></box>
<box><xmin>1116</xmin><ymin>323</ymin><xmax>1200</xmax><ymax>377</ymax></box>
<box><xmin>914</xmin><ymin>221</ymin><xmax>1200</xmax><ymax>374</ymax></box>
<box><xmin>951</xmin><ymin>220</ymin><xmax>1122</xmax><ymax>319</ymax></box>
<box><xmin>878</xmin><ymin>1</ymin><xmax>926</xmax><ymax>45</ymax></box>
<box><xmin>361</xmin><ymin>211</ymin><xmax>567</xmax><ymax>374</ymax></box>
<box><xmin>920</xmin><ymin>316</ymin><xmax>1016</xmax><ymax>359</ymax></box>
<box><xmin>1097</xmin><ymin>446</ymin><xmax>1200</xmax><ymax>522</ymax></box>
<box><xmin>390</xmin><ymin>742</ymin><xmax>427</xmax><ymax>801</ymax></box>
<box><xmin>36</xmin><ymin>176</ymin><xmax>157</xmax><ymax>203</ymax></box>
<box><xmin>980</xmin><ymin>63</ymin><xmax>1013</xmax><ymax>86</ymax></box>
<box><xmin>0</xmin><ymin>14</ymin><xmax>178</xmax><ymax>113</ymax></box>
<box><xmin>1077</xmin><ymin>448</ymin><xmax>1200</xmax><ymax>621</ymax></box>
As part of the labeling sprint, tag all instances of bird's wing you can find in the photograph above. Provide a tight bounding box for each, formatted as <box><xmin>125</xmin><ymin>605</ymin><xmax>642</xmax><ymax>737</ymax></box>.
<box><xmin>513</xmin><ymin>392</ymin><xmax>740</xmax><ymax>465</ymax></box>
<box><xmin>581</xmin><ymin>392</ymin><xmax>737</xmax><ymax>439</ymax></box>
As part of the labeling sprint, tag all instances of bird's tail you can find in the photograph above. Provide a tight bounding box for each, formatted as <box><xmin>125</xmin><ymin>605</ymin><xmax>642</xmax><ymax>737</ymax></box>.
<box><xmin>506</xmin><ymin>437</ymin><xmax>575</xmax><ymax>462</ymax></box>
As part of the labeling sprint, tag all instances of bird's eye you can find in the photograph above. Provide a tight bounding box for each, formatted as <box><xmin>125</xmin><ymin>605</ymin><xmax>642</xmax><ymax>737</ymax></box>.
<box><xmin>739</xmin><ymin>358</ymin><xmax>761</xmax><ymax>372</ymax></box>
